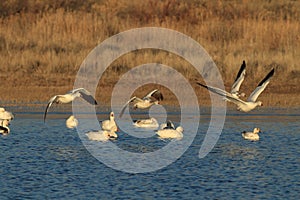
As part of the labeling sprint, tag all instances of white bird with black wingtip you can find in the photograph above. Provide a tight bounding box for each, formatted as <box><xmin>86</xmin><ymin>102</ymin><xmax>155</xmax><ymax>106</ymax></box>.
<box><xmin>156</xmin><ymin>120</ymin><xmax>183</xmax><ymax>139</ymax></box>
<box><xmin>44</xmin><ymin>88</ymin><xmax>97</xmax><ymax>122</ymax></box>
<box><xmin>119</xmin><ymin>89</ymin><xmax>164</xmax><ymax>118</ymax></box>
<box><xmin>197</xmin><ymin>68</ymin><xmax>275</xmax><ymax>112</ymax></box>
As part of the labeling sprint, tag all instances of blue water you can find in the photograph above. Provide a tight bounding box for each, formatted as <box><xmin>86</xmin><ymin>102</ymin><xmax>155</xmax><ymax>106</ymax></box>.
<box><xmin>0</xmin><ymin>108</ymin><xmax>299</xmax><ymax>199</ymax></box>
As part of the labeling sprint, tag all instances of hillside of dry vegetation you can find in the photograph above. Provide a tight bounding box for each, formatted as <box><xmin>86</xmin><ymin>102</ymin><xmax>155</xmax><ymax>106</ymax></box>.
<box><xmin>0</xmin><ymin>0</ymin><xmax>299</xmax><ymax>107</ymax></box>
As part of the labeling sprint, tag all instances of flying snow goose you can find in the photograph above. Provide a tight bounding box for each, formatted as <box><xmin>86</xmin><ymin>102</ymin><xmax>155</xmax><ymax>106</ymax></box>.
<box><xmin>66</xmin><ymin>115</ymin><xmax>78</xmax><ymax>129</ymax></box>
<box><xmin>86</xmin><ymin>130</ymin><xmax>118</xmax><ymax>141</ymax></box>
<box><xmin>119</xmin><ymin>89</ymin><xmax>163</xmax><ymax>118</ymax></box>
<box><xmin>0</xmin><ymin>119</ymin><xmax>10</xmax><ymax>135</ymax></box>
<box><xmin>156</xmin><ymin>120</ymin><xmax>183</xmax><ymax>139</ymax></box>
<box><xmin>197</xmin><ymin>68</ymin><xmax>274</xmax><ymax>112</ymax></box>
<box><xmin>101</xmin><ymin>112</ymin><xmax>118</xmax><ymax>132</ymax></box>
<box><xmin>44</xmin><ymin>88</ymin><xmax>97</xmax><ymax>122</ymax></box>
<box><xmin>133</xmin><ymin>117</ymin><xmax>159</xmax><ymax>128</ymax></box>
<box><xmin>242</xmin><ymin>128</ymin><xmax>261</xmax><ymax>141</ymax></box>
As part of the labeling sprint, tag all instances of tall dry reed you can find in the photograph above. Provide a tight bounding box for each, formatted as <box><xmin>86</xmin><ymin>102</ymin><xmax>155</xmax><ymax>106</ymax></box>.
<box><xmin>0</xmin><ymin>0</ymin><xmax>299</xmax><ymax>106</ymax></box>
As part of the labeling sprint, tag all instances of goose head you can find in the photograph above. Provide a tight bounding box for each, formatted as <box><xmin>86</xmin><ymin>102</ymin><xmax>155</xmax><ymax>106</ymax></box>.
<box><xmin>109</xmin><ymin>112</ymin><xmax>115</xmax><ymax>120</ymax></box>
<box><xmin>253</xmin><ymin>128</ymin><xmax>261</xmax><ymax>134</ymax></box>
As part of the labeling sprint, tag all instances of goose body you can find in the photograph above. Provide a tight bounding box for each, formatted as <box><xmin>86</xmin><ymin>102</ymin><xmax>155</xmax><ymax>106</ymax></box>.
<box><xmin>101</xmin><ymin>112</ymin><xmax>118</xmax><ymax>132</ymax></box>
<box><xmin>86</xmin><ymin>130</ymin><xmax>118</xmax><ymax>141</ymax></box>
<box><xmin>133</xmin><ymin>117</ymin><xmax>159</xmax><ymax>128</ymax></box>
<box><xmin>242</xmin><ymin>128</ymin><xmax>261</xmax><ymax>141</ymax></box>
<box><xmin>119</xmin><ymin>89</ymin><xmax>163</xmax><ymax>117</ymax></box>
<box><xmin>156</xmin><ymin>121</ymin><xmax>183</xmax><ymax>139</ymax></box>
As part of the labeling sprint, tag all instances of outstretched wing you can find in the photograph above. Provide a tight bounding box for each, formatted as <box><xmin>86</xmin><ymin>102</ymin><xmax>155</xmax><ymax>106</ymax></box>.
<box><xmin>119</xmin><ymin>96</ymin><xmax>140</xmax><ymax>118</ymax></box>
<box><xmin>72</xmin><ymin>88</ymin><xmax>98</xmax><ymax>105</ymax></box>
<box><xmin>231</xmin><ymin>60</ymin><xmax>246</xmax><ymax>94</ymax></box>
<box><xmin>247</xmin><ymin>68</ymin><xmax>274</xmax><ymax>102</ymax></box>
<box><xmin>197</xmin><ymin>82</ymin><xmax>232</xmax><ymax>98</ymax></box>
<box><xmin>197</xmin><ymin>82</ymin><xmax>247</xmax><ymax>106</ymax></box>
<box><xmin>144</xmin><ymin>89</ymin><xmax>163</xmax><ymax>101</ymax></box>
<box><xmin>44</xmin><ymin>95</ymin><xmax>59</xmax><ymax>123</ymax></box>
<box><xmin>222</xmin><ymin>94</ymin><xmax>247</xmax><ymax>106</ymax></box>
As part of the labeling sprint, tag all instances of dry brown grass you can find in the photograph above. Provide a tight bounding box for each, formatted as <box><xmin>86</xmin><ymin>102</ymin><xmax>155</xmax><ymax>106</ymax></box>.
<box><xmin>0</xmin><ymin>0</ymin><xmax>299</xmax><ymax>107</ymax></box>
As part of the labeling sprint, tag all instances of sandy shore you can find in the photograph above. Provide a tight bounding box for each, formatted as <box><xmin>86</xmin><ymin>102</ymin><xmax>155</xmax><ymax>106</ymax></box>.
<box><xmin>1</xmin><ymin>83</ymin><xmax>299</xmax><ymax>109</ymax></box>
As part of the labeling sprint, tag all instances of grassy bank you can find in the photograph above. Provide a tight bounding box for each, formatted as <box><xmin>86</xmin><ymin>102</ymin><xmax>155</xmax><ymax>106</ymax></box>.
<box><xmin>0</xmin><ymin>0</ymin><xmax>299</xmax><ymax>107</ymax></box>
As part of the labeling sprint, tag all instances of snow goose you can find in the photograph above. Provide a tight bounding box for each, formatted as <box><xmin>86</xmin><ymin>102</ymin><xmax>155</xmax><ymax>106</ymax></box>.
<box><xmin>119</xmin><ymin>89</ymin><xmax>163</xmax><ymax>118</ymax></box>
<box><xmin>101</xmin><ymin>112</ymin><xmax>118</xmax><ymax>132</ymax></box>
<box><xmin>156</xmin><ymin>120</ymin><xmax>183</xmax><ymax>139</ymax></box>
<box><xmin>197</xmin><ymin>68</ymin><xmax>274</xmax><ymax>112</ymax></box>
<box><xmin>242</xmin><ymin>128</ymin><xmax>261</xmax><ymax>141</ymax></box>
<box><xmin>86</xmin><ymin>130</ymin><xmax>118</xmax><ymax>141</ymax></box>
<box><xmin>44</xmin><ymin>88</ymin><xmax>97</xmax><ymax>122</ymax></box>
<box><xmin>0</xmin><ymin>119</ymin><xmax>10</xmax><ymax>135</ymax></box>
<box><xmin>66</xmin><ymin>115</ymin><xmax>78</xmax><ymax>129</ymax></box>
<box><xmin>133</xmin><ymin>117</ymin><xmax>159</xmax><ymax>128</ymax></box>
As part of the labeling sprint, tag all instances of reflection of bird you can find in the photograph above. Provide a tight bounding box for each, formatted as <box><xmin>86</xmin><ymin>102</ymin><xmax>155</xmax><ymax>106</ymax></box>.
<box><xmin>242</xmin><ymin>128</ymin><xmax>261</xmax><ymax>141</ymax></box>
<box><xmin>230</xmin><ymin>60</ymin><xmax>246</xmax><ymax>98</ymax></box>
<box><xmin>119</xmin><ymin>89</ymin><xmax>163</xmax><ymax>118</ymax></box>
<box><xmin>86</xmin><ymin>130</ymin><xmax>118</xmax><ymax>141</ymax></box>
<box><xmin>0</xmin><ymin>119</ymin><xmax>10</xmax><ymax>135</ymax></box>
<box><xmin>66</xmin><ymin>115</ymin><xmax>78</xmax><ymax>129</ymax></box>
<box><xmin>133</xmin><ymin>117</ymin><xmax>159</xmax><ymax>128</ymax></box>
<box><xmin>101</xmin><ymin>112</ymin><xmax>118</xmax><ymax>132</ymax></box>
<box><xmin>156</xmin><ymin>120</ymin><xmax>183</xmax><ymax>139</ymax></box>
<box><xmin>44</xmin><ymin>88</ymin><xmax>97</xmax><ymax>122</ymax></box>
<box><xmin>197</xmin><ymin>68</ymin><xmax>274</xmax><ymax>112</ymax></box>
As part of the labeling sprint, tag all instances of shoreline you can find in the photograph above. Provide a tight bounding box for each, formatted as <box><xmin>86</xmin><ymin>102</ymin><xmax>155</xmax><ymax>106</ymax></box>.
<box><xmin>1</xmin><ymin>86</ymin><xmax>299</xmax><ymax>110</ymax></box>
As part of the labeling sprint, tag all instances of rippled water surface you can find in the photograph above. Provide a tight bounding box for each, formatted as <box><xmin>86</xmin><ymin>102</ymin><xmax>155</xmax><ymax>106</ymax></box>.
<box><xmin>0</xmin><ymin>107</ymin><xmax>299</xmax><ymax>199</ymax></box>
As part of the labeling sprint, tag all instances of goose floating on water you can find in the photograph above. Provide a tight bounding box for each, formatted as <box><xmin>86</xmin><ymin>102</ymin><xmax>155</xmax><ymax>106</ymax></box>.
<box><xmin>156</xmin><ymin>120</ymin><xmax>183</xmax><ymax>140</ymax></box>
<box><xmin>86</xmin><ymin>130</ymin><xmax>118</xmax><ymax>141</ymax></box>
<box><xmin>197</xmin><ymin>68</ymin><xmax>275</xmax><ymax>112</ymax></box>
<box><xmin>119</xmin><ymin>89</ymin><xmax>163</xmax><ymax>118</ymax></box>
<box><xmin>101</xmin><ymin>112</ymin><xmax>118</xmax><ymax>132</ymax></box>
<box><xmin>242</xmin><ymin>128</ymin><xmax>261</xmax><ymax>141</ymax></box>
<box><xmin>133</xmin><ymin>117</ymin><xmax>159</xmax><ymax>128</ymax></box>
<box><xmin>44</xmin><ymin>88</ymin><xmax>97</xmax><ymax>122</ymax></box>
<box><xmin>66</xmin><ymin>115</ymin><xmax>78</xmax><ymax>129</ymax></box>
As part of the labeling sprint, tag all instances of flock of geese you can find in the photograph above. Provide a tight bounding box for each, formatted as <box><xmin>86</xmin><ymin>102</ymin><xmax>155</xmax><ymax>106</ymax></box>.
<box><xmin>1</xmin><ymin>61</ymin><xmax>274</xmax><ymax>141</ymax></box>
